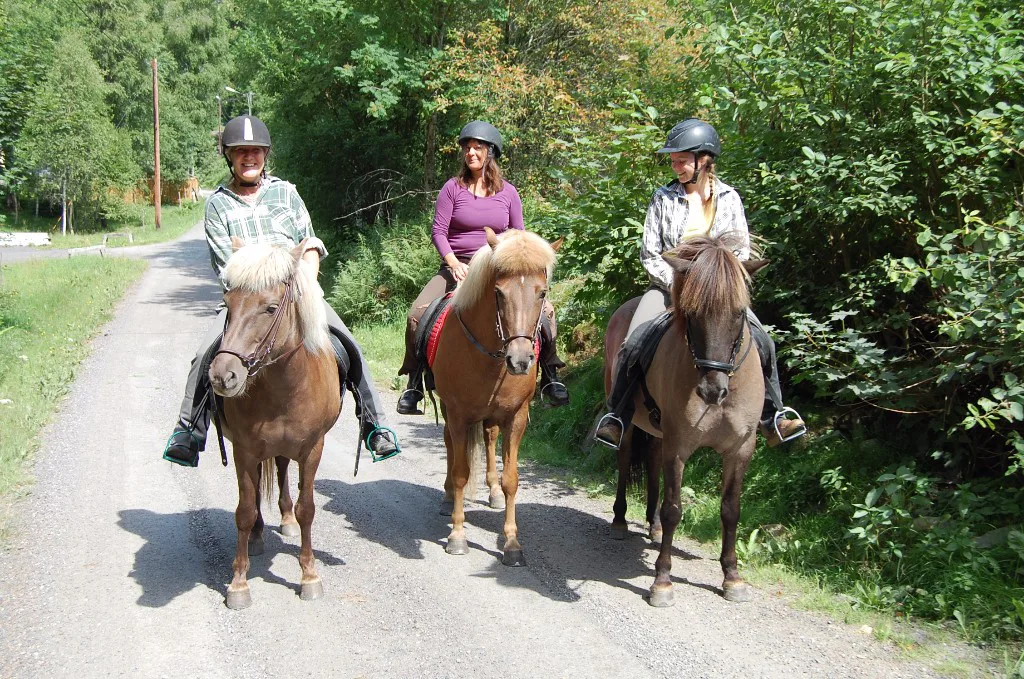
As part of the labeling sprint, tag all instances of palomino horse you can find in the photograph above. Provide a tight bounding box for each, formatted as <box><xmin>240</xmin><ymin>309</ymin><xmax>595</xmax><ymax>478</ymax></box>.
<box><xmin>604</xmin><ymin>235</ymin><xmax>767</xmax><ymax>606</ymax></box>
<box><xmin>208</xmin><ymin>237</ymin><xmax>341</xmax><ymax>609</ymax></box>
<box><xmin>432</xmin><ymin>227</ymin><xmax>559</xmax><ymax>565</ymax></box>
<box><xmin>604</xmin><ymin>296</ymin><xmax>663</xmax><ymax>545</ymax></box>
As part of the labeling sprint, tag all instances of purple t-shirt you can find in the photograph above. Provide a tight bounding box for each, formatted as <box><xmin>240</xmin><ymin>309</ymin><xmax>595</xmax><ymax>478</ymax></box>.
<box><xmin>431</xmin><ymin>177</ymin><xmax>525</xmax><ymax>261</ymax></box>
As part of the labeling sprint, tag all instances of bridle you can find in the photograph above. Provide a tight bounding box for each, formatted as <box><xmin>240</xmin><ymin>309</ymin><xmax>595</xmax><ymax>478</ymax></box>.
<box><xmin>456</xmin><ymin>288</ymin><xmax>544</xmax><ymax>361</ymax></box>
<box><xmin>685</xmin><ymin>311</ymin><xmax>752</xmax><ymax>377</ymax></box>
<box><xmin>214</xmin><ymin>277</ymin><xmax>300</xmax><ymax>377</ymax></box>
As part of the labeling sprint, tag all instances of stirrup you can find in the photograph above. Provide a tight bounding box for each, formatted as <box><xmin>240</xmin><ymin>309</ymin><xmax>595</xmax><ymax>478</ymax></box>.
<box><xmin>539</xmin><ymin>380</ymin><xmax>568</xmax><ymax>402</ymax></box>
<box><xmin>162</xmin><ymin>428</ymin><xmax>201</xmax><ymax>467</ymax></box>
<box><xmin>593</xmin><ymin>413</ymin><xmax>624</xmax><ymax>450</ymax></box>
<box><xmin>365</xmin><ymin>425</ymin><xmax>401</xmax><ymax>463</ymax></box>
<box><xmin>773</xmin><ymin>407</ymin><xmax>807</xmax><ymax>443</ymax></box>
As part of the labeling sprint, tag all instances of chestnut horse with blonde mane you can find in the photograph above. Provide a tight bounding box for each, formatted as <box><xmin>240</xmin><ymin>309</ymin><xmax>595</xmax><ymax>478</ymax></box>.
<box><xmin>604</xmin><ymin>235</ymin><xmax>767</xmax><ymax>606</ymax></box>
<box><xmin>208</xmin><ymin>237</ymin><xmax>341</xmax><ymax>609</ymax></box>
<box><xmin>432</xmin><ymin>227</ymin><xmax>559</xmax><ymax>566</ymax></box>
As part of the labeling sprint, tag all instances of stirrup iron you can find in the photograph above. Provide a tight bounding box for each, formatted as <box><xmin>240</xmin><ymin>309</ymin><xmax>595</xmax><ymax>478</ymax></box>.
<box><xmin>773</xmin><ymin>407</ymin><xmax>807</xmax><ymax>443</ymax></box>
<box><xmin>594</xmin><ymin>413</ymin><xmax>624</xmax><ymax>450</ymax></box>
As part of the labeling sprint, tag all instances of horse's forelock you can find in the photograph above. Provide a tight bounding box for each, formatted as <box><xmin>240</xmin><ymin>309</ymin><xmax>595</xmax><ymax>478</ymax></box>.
<box><xmin>223</xmin><ymin>244</ymin><xmax>331</xmax><ymax>355</ymax></box>
<box><xmin>453</xmin><ymin>230</ymin><xmax>555</xmax><ymax>311</ymax></box>
<box><xmin>673</xmin><ymin>237</ymin><xmax>750</xmax><ymax>318</ymax></box>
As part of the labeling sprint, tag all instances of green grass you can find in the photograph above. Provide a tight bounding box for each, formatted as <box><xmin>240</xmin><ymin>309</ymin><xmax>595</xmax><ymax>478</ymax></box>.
<box><xmin>0</xmin><ymin>202</ymin><xmax>202</xmax><ymax>249</ymax></box>
<box><xmin>0</xmin><ymin>256</ymin><xmax>147</xmax><ymax>507</ymax></box>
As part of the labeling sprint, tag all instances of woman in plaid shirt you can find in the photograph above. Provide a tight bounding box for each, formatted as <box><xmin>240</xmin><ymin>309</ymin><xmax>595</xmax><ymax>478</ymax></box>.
<box><xmin>594</xmin><ymin>119</ymin><xmax>806</xmax><ymax>449</ymax></box>
<box><xmin>163</xmin><ymin>115</ymin><xmax>399</xmax><ymax>466</ymax></box>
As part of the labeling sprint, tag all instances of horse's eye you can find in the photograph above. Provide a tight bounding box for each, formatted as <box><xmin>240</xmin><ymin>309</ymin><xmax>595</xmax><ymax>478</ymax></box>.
<box><xmin>266</xmin><ymin>305</ymin><xmax>278</xmax><ymax>315</ymax></box>
<box><xmin>539</xmin><ymin>290</ymin><xmax>547</xmax><ymax>299</ymax></box>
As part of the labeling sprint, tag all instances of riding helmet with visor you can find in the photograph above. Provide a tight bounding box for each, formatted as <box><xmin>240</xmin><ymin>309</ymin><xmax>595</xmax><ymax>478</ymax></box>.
<box><xmin>657</xmin><ymin>118</ymin><xmax>721</xmax><ymax>157</ymax></box>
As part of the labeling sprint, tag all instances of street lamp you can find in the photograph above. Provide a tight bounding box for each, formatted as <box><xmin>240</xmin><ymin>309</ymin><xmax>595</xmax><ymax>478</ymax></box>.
<box><xmin>224</xmin><ymin>86</ymin><xmax>253</xmax><ymax>116</ymax></box>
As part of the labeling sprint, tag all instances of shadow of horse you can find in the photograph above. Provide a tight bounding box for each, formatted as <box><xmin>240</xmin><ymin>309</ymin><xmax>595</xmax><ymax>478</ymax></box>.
<box><xmin>117</xmin><ymin>508</ymin><xmax>344</xmax><ymax>608</ymax></box>
<box><xmin>313</xmin><ymin>476</ymin><xmax>706</xmax><ymax>605</ymax></box>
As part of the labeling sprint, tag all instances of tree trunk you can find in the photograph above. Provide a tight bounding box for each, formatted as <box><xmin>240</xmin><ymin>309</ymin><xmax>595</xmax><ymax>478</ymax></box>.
<box><xmin>424</xmin><ymin>110</ymin><xmax>438</xmax><ymax>205</ymax></box>
<box><xmin>61</xmin><ymin>181</ymin><xmax>67</xmax><ymax>236</ymax></box>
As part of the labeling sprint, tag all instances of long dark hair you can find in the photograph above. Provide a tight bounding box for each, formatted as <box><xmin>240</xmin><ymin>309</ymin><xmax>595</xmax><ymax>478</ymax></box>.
<box><xmin>457</xmin><ymin>146</ymin><xmax>505</xmax><ymax>196</ymax></box>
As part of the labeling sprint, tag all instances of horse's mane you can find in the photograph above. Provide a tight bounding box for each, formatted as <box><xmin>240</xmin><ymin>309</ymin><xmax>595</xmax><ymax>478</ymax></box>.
<box><xmin>222</xmin><ymin>243</ymin><xmax>332</xmax><ymax>355</ymax></box>
<box><xmin>671</xmin><ymin>235</ymin><xmax>751</xmax><ymax>319</ymax></box>
<box><xmin>453</xmin><ymin>230</ymin><xmax>556</xmax><ymax>311</ymax></box>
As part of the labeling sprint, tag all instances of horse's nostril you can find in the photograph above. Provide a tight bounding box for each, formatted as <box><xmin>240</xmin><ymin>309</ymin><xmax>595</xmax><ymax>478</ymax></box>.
<box><xmin>716</xmin><ymin>388</ymin><xmax>729</xmax><ymax>405</ymax></box>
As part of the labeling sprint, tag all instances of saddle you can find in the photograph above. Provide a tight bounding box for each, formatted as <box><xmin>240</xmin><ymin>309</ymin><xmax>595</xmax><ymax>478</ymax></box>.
<box><xmin>614</xmin><ymin>311</ymin><xmax>675</xmax><ymax>429</ymax></box>
<box><xmin>412</xmin><ymin>292</ymin><xmax>455</xmax><ymax>392</ymax></box>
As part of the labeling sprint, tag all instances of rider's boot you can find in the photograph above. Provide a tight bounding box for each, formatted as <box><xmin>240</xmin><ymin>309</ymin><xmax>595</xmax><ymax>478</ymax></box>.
<box><xmin>396</xmin><ymin>371</ymin><xmax>424</xmax><ymax>415</ymax></box>
<box><xmin>759</xmin><ymin>407</ymin><xmax>808</xmax><ymax>447</ymax></box>
<box><xmin>163</xmin><ymin>423</ymin><xmax>202</xmax><ymax>467</ymax></box>
<box><xmin>539</xmin><ymin>365</ymin><xmax>570</xmax><ymax>407</ymax></box>
<box><xmin>594</xmin><ymin>413</ymin><xmax>624</xmax><ymax>450</ymax></box>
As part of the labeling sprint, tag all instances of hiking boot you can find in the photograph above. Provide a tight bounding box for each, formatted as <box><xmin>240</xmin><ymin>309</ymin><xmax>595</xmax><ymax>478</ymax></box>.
<box><xmin>594</xmin><ymin>413</ymin><xmax>624</xmax><ymax>450</ymax></box>
<box><xmin>539</xmin><ymin>367</ymin><xmax>570</xmax><ymax>407</ymax></box>
<box><xmin>759</xmin><ymin>408</ymin><xmax>807</xmax><ymax>447</ymax></box>
<box><xmin>364</xmin><ymin>425</ymin><xmax>400</xmax><ymax>462</ymax></box>
<box><xmin>163</xmin><ymin>428</ymin><xmax>200</xmax><ymax>467</ymax></box>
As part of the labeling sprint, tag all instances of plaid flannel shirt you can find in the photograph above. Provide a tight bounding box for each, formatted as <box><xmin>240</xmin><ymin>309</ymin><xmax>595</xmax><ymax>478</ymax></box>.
<box><xmin>640</xmin><ymin>177</ymin><xmax>751</xmax><ymax>291</ymax></box>
<box><xmin>204</xmin><ymin>176</ymin><xmax>327</xmax><ymax>289</ymax></box>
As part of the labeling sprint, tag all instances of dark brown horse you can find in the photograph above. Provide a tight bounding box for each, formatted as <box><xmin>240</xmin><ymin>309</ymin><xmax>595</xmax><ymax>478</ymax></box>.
<box><xmin>604</xmin><ymin>235</ymin><xmax>767</xmax><ymax>605</ymax></box>
<box><xmin>432</xmin><ymin>227</ymin><xmax>559</xmax><ymax>565</ymax></box>
<box><xmin>208</xmin><ymin>237</ymin><xmax>341</xmax><ymax>609</ymax></box>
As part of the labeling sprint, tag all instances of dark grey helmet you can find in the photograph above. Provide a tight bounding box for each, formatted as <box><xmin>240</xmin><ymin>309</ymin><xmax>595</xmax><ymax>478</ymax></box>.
<box><xmin>221</xmin><ymin>115</ymin><xmax>271</xmax><ymax>149</ymax></box>
<box><xmin>657</xmin><ymin>118</ymin><xmax>721</xmax><ymax>157</ymax></box>
<box><xmin>458</xmin><ymin>120</ymin><xmax>503</xmax><ymax>158</ymax></box>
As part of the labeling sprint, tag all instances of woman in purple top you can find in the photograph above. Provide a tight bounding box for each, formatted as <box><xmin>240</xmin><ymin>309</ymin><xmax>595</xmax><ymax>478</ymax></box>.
<box><xmin>396</xmin><ymin>121</ymin><xmax>569</xmax><ymax>415</ymax></box>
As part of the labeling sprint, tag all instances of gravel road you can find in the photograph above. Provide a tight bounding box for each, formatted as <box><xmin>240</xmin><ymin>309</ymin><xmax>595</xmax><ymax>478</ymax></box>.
<box><xmin>0</xmin><ymin>223</ymin><xmax>941</xmax><ymax>678</ymax></box>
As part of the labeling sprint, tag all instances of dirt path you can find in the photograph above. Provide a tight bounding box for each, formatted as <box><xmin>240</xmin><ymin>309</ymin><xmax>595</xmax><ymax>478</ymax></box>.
<box><xmin>0</xmin><ymin>223</ymin><xmax>939</xmax><ymax>678</ymax></box>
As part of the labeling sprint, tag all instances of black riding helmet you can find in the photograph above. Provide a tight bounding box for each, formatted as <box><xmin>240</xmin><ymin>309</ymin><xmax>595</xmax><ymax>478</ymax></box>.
<box><xmin>458</xmin><ymin>120</ymin><xmax>503</xmax><ymax>158</ymax></box>
<box><xmin>221</xmin><ymin>115</ymin><xmax>272</xmax><ymax>150</ymax></box>
<box><xmin>657</xmin><ymin>118</ymin><xmax>721</xmax><ymax>157</ymax></box>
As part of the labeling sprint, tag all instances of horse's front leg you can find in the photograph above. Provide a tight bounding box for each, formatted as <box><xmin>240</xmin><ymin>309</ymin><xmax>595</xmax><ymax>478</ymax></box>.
<box><xmin>720</xmin><ymin>439</ymin><xmax>755</xmax><ymax>602</ymax></box>
<box><xmin>498</xmin><ymin>404</ymin><xmax>530</xmax><ymax>566</ymax></box>
<box><xmin>445</xmin><ymin>415</ymin><xmax>471</xmax><ymax>556</ymax></box>
<box><xmin>227</xmin><ymin>459</ymin><xmax>260</xmax><ymax>610</ymax></box>
<box><xmin>484</xmin><ymin>423</ymin><xmax>503</xmax><ymax>509</ymax></box>
<box><xmin>295</xmin><ymin>440</ymin><xmax>325</xmax><ymax>600</ymax></box>
<box><xmin>649</xmin><ymin>437</ymin><xmax>691</xmax><ymax>607</ymax></box>
<box><xmin>276</xmin><ymin>456</ymin><xmax>300</xmax><ymax>537</ymax></box>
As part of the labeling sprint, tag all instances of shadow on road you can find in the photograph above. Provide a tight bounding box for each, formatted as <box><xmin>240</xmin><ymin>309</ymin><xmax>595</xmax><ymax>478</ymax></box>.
<box><xmin>117</xmin><ymin>507</ymin><xmax>345</xmax><ymax>608</ymax></box>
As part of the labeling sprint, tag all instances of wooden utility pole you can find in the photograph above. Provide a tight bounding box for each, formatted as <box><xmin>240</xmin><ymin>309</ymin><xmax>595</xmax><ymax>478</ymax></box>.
<box><xmin>152</xmin><ymin>58</ymin><xmax>161</xmax><ymax>229</ymax></box>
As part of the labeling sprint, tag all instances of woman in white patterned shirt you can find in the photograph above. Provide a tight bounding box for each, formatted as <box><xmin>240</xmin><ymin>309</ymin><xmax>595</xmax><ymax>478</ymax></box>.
<box><xmin>594</xmin><ymin>118</ymin><xmax>806</xmax><ymax>449</ymax></box>
<box><xmin>163</xmin><ymin>115</ymin><xmax>399</xmax><ymax>466</ymax></box>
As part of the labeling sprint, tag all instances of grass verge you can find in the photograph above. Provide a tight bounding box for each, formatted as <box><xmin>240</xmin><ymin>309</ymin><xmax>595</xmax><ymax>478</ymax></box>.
<box><xmin>0</xmin><ymin>256</ymin><xmax>147</xmax><ymax>508</ymax></box>
<box><xmin>0</xmin><ymin>202</ymin><xmax>202</xmax><ymax>249</ymax></box>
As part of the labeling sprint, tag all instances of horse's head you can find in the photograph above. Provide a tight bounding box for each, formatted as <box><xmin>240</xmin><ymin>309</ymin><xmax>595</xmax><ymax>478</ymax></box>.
<box><xmin>663</xmin><ymin>235</ymin><xmax>767</xmax><ymax>406</ymax></box>
<box><xmin>454</xmin><ymin>227</ymin><xmax>560</xmax><ymax>375</ymax></box>
<box><xmin>209</xmin><ymin>237</ymin><xmax>330</xmax><ymax>397</ymax></box>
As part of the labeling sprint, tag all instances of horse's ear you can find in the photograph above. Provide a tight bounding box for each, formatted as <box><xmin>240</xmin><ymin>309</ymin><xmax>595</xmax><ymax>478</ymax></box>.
<box><xmin>550</xmin><ymin>236</ymin><xmax>564</xmax><ymax>253</ymax></box>
<box><xmin>291</xmin><ymin>238</ymin><xmax>309</xmax><ymax>263</ymax></box>
<box><xmin>662</xmin><ymin>250</ymin><xmax>693</xmax><ymax>275</ymax></box>
<box><xmin>485</xmin><ymin>227</ymin><xmax>499</xmax><ymax>249</ymax></box>
<box><xmin>230</xmin><ymin>236</ymin><xmax>246</xmax><ymax>252</ymax></box>
<box><xmin>743</xmin><ymin>259</ymin><xmax>770</xmax><ymax>276</ymax></box>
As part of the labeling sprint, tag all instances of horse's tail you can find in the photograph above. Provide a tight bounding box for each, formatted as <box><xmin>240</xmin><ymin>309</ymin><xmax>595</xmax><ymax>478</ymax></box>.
<box><xmin>466</xmin><ymin>422</ymin><xmax>485</xmax><ymax>501</ymax></box>
<box><xmin>260</xmin><ymin>458</ymin><xmax>276</xmax><ymax>506</ymax></box>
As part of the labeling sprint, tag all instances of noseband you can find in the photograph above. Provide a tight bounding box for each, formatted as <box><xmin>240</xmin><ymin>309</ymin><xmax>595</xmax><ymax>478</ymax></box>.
<box><xmin>214</xmin><ymin>277</ymin><xmax>298</xmax><ymax>377</ymax></box>
<box><xmin>457</xmin><ymin>288</ymin><xmax>543</xmax><ymax>360</ymax></box>
<box><xmin>685</xmin><ymin>311</ymin><xmax>752</xmax><ymax>377</ymax></box>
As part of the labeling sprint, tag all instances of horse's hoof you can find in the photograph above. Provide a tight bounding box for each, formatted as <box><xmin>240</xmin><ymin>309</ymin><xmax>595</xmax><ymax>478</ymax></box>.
<box><xmin>649</xmin><ymin>528</ymin><xmax>663</xmax><ymax>544</ymax></box>
<box><xmin>439</xmin><ymin>499</ymin><xmax>454</xmax><ymax>516</ymax></box>
<box><xmin>489</xmin><ymin>492</ymin><xmax>505</xmax><ymax>510</ymax></box>
<box><xmin>225</xmin><ymin>586</ymin><xmax>252</xmax><ymax>610</ymax></box>
<box><xmin>502</xmin><ymin>549</ymin><xmax>526</xmax><ymax>567</ymax></box>
<box><xmin>279</xmin><ymin>522</ymin><xmax>300</xmax><ymax>538</ymax></box>
<box><xmin>446</xmin><ymin>537</ymin><xmax>469</xmax><ymax>555</ymax></box>
<box><xmin>248</xmin><ymin>537</ymin><xmax>264</xmax><ymax>556</ymax></box>
<box><xmin>300</xmin><ymin>578</ymin><xmax>324</xmax><ymax>601</ymax></box>
<box><xmin>722</xmin><ymin>580</ymin><xmax>754</xmax><ymax>603</ymax></box>
<box><xmin>610</xmin><ymin>523</ymin><xmax>628</xmax><ymax>540</ymax></box>
<box><xmin>648</xmin><ymin>585</ymin><xmax>674</xmax><ymax>608</ymax></box>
